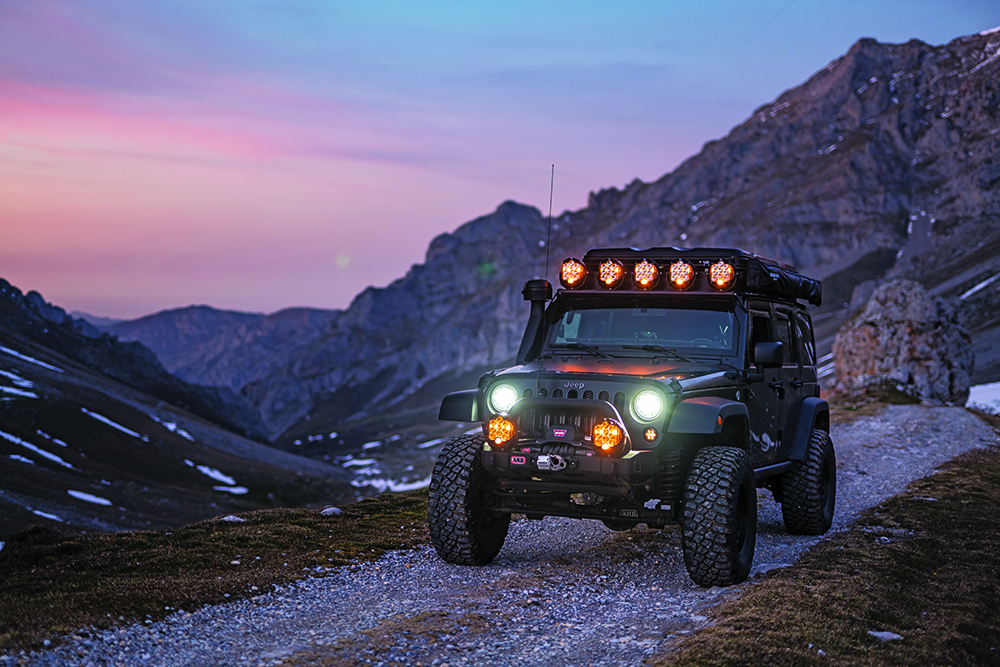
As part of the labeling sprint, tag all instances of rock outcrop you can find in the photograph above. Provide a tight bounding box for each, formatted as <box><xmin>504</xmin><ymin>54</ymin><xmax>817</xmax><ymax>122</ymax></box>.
<box><xmin>832</xmin><ymin>280</ymin><xmax>974</xmax><ymax>404</ymax></box>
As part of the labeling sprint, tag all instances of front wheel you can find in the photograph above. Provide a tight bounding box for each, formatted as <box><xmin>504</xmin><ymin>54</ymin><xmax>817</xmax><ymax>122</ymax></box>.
<box><xmin>681</xmin><ymin>447</ymin><xmax>757</xmax><ymax>587</ymax></box>
<box><xmin>428</xmin><ymin>434</ymin><xmax>510</xmax><ymax>565</ymax></box>
<box><xmin>781</xmin><ymin>429</ymin><xmax>836</xmax><ymax>535</ymax></box>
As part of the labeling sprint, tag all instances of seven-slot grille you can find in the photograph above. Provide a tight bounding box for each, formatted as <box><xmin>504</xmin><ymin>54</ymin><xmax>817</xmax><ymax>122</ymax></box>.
<box><xmin>517</xmin><ymin>387</ymin><xmax>627</xmax><ymax>441</ymax></box>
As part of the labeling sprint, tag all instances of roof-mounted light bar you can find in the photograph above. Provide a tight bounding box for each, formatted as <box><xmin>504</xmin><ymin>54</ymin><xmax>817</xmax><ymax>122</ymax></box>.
<box><xmin>555</xmin><ymin>254</ymin><xmax>741</xmax><ymax>293</ymax></box>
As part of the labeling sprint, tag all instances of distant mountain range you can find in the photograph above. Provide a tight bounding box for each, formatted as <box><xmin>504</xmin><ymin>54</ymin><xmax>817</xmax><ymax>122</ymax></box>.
<box><xmin>62</xmin><ymin>31</ymin><xmax>1000</xmax><ymax>455</ymax></box>
<box><xmin>0</xmin><ymin>281</ymin><xmax>356</xmax><ymax>539</ymax></box>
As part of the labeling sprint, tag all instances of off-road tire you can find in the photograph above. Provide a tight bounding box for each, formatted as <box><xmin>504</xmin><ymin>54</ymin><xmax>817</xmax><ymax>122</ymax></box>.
<box><xmin>428</xmin><ymin>434</ymin><xmax>510</xmax><ymax>565</ymax></box>
<box><xmin>681</xmin><ymin>447</ymin><xmax>757</xmax><ymax>587</ymax></box>
<box><xmin>781</xmin><ymin>429</ymin><xmax>836</xmax><ymax>535</ymax></box>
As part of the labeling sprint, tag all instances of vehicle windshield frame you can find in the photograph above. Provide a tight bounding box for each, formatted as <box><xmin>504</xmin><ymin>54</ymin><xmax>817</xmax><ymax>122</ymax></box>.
<box><xmin>542</xmin><ymin>293</ymin><xmax>743</xmax><ymax>359</ymax></box>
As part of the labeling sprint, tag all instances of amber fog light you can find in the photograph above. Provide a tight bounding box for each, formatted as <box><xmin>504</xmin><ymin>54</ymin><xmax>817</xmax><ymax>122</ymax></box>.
<box><xmin>709</xmin><ymin>261</ymin><xmax>736</xmax><ymax>290</ymax></box>
<box><xmin>668</xmin><ymin>261</ymin><xmax>695</xmax><ymax>290</ymax></box>
<box><xmin>593</xmin><ymin>419</ymin><xmax>624</xmax><ymax>453</ymax></box>
<box><xmin>488</xmin><ymin>416</ymin><xmax>516</xmax><ymax>447</ymax></box>
<box><xmin>560</xmin><ymin>259</ymin><xmax>587</xmax><ymax>289</ymax></box>
<box><xmin>599</xmin><ymin>259</ymin><xmax>625</xmax><ymax>289</ymax></box>
<box><xmin>643</xmin><ymin>428</ymin><xmax>658</xmax><ymax>442</ymax></box>
<box><xmin>632</xmin><ymin>260</ymin><xmax>660</xmax><ymax>290</ymax></box>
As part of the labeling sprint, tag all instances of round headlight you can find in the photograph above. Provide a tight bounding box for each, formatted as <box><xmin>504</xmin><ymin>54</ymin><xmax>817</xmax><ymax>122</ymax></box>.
<box><xmin>633</xmin><ymin>390</ymin><xmax>664</xmax><ymax>422</ymax></box>
<box><xmin>488</xmin><ymin>383</ymin><xmax>518</xmax><ymax>413</ymax></box>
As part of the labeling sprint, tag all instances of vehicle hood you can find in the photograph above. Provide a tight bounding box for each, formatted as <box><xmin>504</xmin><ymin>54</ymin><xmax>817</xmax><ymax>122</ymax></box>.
<box><xmin>503</xmin><ymin>357</ymin><xmax>729</xmax><ymax>381</ymax></box>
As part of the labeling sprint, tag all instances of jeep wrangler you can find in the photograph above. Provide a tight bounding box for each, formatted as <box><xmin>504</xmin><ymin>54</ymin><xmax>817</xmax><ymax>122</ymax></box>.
<box><xmin>428</xmin><ymin>247</ymin><xmax>835</xmax><ymax>586</ymax></box>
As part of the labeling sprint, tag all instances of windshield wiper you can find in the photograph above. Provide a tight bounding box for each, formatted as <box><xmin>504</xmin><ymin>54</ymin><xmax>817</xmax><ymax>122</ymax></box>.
<box><xmin>546</xmin><ymin>342</ymin><xmax>610</xmax><ymax>358</ymax></box>
<box><xmin>620</xmin><ymin>344</ymin><xmax>691</xmax><ymax>362</ymax></box>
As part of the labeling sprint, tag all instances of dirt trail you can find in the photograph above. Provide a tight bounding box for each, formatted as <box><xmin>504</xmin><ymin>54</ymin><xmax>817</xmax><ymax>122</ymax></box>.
<box><xmin>24</xmin><ymin>406</ymin><xmax>999</xmax><ymax>667</ymax></box>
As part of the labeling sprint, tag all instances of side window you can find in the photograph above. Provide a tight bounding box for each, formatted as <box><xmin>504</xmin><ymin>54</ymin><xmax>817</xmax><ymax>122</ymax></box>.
<box><xmin>795</xmin><ymin>312</ymin><xmax>816</xmax><ymax>366</ymax></box>
<box><xmin>749</xmin><ymin>310</ymin><xmax>772</xmax><ymax>366</ymax></box>
<box><xmin>750</xmin><ymin>311</ymin><xmax>772</xmax><ymax>346</ymax></box>
<box><xmin>774</xmin><ymin>310</ymin><xmax>798</xmax><ymax>366</ymax></box>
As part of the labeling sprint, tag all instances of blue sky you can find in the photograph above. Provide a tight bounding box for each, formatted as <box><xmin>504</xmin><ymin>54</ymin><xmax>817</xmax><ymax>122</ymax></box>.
<box><xmin>2</xmin><ymin>0</ymin><xmax>998</xmax><ymax>317</ymax></box>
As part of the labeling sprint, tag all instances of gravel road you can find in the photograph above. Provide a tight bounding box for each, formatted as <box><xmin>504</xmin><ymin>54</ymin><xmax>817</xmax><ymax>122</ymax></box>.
<box><xmin>12</xmin><ymin>405</ymin><xmax>999</xmax><ymax>667</ymax></box>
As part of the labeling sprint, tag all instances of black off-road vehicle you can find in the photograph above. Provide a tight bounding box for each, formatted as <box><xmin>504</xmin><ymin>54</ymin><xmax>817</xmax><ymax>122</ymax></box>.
<box><xmin>428</xmin><ymin>247</ymin><xmax>835</xmax><ymax>586</ymax></box>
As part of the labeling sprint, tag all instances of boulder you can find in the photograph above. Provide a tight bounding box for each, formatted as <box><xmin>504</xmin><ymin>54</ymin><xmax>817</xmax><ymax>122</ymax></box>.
<box><xmin>832</xmin><ymin>280</ymin><xmax>973</xmax><ymax>405</ymax></box>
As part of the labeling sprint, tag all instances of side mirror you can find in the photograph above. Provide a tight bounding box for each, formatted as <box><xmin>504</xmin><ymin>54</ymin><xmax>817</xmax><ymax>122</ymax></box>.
<box><xmin>754</xmin><ymin>341</ymin><xmax>783</xmax><ymax>368</ymax></box>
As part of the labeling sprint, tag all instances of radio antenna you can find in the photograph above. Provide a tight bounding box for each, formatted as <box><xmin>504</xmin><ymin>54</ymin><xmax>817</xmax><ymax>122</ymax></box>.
<box><xmin>544</xmin><ymin>164</ymin><xmax>554</xmax><ymax>279</ymax></box>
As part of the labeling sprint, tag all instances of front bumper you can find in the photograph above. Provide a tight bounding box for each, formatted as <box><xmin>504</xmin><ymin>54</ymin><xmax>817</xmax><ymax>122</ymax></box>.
<box><xmin>482</xmin><ymin>446</ymin><xmax>656</xmax><ymax>496</ymax></box>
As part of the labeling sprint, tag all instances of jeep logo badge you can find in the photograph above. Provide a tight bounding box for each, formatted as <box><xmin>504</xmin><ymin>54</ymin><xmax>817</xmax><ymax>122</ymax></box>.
<box><xmin>564</xmin><ymin>381</ymin><xmax>585</xmax><ymax>389</ymax></box>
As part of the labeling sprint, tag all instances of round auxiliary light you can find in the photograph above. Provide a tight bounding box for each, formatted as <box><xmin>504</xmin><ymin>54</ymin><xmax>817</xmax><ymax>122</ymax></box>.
<box><xmin>632</xmin><ymin>389</ymin><xmax>664</xmax><ymax>422</ymax></box>
<box><xmin>488</xmin><ymin>383</ymin><xmax>518</xmax><ymax>413</ymax></box>
<box><xmin>560</xmin><ymin>258</ymin><xmax>587</xmax><ymax>289</ymax></box>
<box><xmin>599</xmin><ymin>259</ymin><xmax>625</xmax><ymax>289</ymax></box>
<box><xmin>709</xmin><ymin>261</ymin><xmax>737</xmax><ymax>291</ymax></box>
<box><xmin>632</xmin><ymin>260</ymin><xmax>660</xmax><ymax>290</ymax></box>
<box><xmin>487</xmin><ymin>416</ymin><xmax>516</xmax><ymax>447</ymax></box>
<box><xmin>593</xmin><ymin>418</ymin><xmax>625</xmax><ymax>453</ymax></box>
<box><xmin>643</xmin><ymin>428</ymin><xmax>658</xmax><ymax>442</ymax></box>
<box><xmin>668</xmin><ymin>261</ymin><xmax>695</xmax><ymax>291</ymax></box>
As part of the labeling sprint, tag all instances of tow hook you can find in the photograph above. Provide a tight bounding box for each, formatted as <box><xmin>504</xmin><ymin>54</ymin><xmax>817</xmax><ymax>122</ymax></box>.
<box><xmin>536</xmin><ymin>454</ymin><xmax>567</xmax><ymax>471</ymax></box>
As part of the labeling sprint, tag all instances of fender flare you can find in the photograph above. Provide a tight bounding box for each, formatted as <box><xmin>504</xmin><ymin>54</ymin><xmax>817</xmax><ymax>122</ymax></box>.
<box><xmin>439</xmin><ymin>389</ymin><xmax>480</xmax><ymax>422</ymax></box>
<box><xmin>667</xmin><ymin>396</ymin><xmax>749</xmax><ymax>435</ymax></box>
<box><xmin>786</xmin><ymin>396</ymin><xmax>830</xmax><ymax>460</ymax></box>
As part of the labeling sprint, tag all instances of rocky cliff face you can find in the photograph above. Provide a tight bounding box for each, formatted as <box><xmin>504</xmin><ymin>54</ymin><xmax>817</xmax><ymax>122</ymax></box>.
<box><xmin>0</xmin><ymin>279</ymin><xmax>268</xmax><ymax>440</ymax></box>
<box><xmin>109</xmin><ymin>30</ymin><xmax>1000</xmax><ymax>441</ymax></box>
<box><xmin>832</xmin><ymin>280</ymin><xmax>974</xmax><ymax>404</ymax></box>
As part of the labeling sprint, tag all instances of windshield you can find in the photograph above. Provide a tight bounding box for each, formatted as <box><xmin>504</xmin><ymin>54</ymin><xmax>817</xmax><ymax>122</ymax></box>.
<box><xmin>545</xmin><ymin>304</ymin><xmax>738</xmax><ymax>354</ymax></box>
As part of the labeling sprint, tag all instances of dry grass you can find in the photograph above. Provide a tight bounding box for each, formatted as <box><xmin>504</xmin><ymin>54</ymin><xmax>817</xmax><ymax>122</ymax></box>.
<box><xmin>649</xmin><ymin>445</ymin><xmax>1000</xmax><ymax>667</ymax></box>
<box><xmin>0</xmin><ymin>491</ymin><xmax>428</xmax><ymax>652</ymax></box>
<box><xmin>827</xmin><ymin>385</ymin><xmax>920</xmax><ymax>425</ymax></box>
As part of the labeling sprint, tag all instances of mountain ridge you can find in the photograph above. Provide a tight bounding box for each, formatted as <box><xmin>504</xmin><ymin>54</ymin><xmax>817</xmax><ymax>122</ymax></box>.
<box><xmin>98</xmin><ymin>30</ymin><xmax>1000</xmax><ymax>444</ymax></box>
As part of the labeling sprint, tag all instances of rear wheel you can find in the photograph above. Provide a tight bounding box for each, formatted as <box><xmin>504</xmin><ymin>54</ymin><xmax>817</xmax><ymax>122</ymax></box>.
<box><xmin>428</xmin><ymin>434</ymin><xmax>510</xmax><ymax>565</ymax></box>
<box><xmin>781</xmin><ymin>429</ymin><xmax>836</xmax><ymax>535</ymax></box>
<box><xmin>681</xmin><ymin>447</ymin><xmax>757</xmax><ymax>587</ymax></box>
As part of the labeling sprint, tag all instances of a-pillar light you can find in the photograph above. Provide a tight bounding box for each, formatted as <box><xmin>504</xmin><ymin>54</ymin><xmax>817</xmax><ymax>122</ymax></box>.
<box><xmin>599</xmin><ymin>259</ymin><xmax>625</xmax><ymax>289</ymax></box>
<box><xmin>668</xmin><ymin>261</ymin><xmax>695</xmax><ymax>291</ymax></box>
<box><xmin>709</xmin><ymin>261</ymin><xmax>737</xmax><ymax>291</ymax></box>
<box><xmin>560</xmin><ymin>259</ymin><xmax>587</xmax><ymax>289</ymax></box>
<box><xmin>632</xmin><ymin>260</ymin><xmax>660</xmax><ymax>290</ymax></box>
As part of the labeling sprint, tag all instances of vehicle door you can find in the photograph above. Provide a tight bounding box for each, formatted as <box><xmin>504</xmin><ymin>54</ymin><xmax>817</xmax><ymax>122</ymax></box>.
<box><xmin>772</xmin><ymin>305</ymin><xmax>806</xmax><ymax>460</ymax></box>
<box><xmin>744</xmin><ymin>305</ymin><xmax>781</xmax><ymax>464</ymax></box>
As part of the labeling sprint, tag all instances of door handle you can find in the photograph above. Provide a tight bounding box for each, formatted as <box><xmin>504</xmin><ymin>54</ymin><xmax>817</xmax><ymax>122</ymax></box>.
<box><xmin>768</xmin><ymin>380</ymin><xmax>785</xmax><ymax>399</ymax></box>
<box><xmin>791</xmin><ymin>379</ymin><xmax>804</xmax><ymax>388</ymax></box>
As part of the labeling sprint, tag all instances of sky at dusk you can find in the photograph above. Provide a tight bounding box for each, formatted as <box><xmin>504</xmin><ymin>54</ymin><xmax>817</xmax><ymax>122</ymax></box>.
<box><xmin>2</xmin><ymin>0</ymin><xmax>999</xmax><ymax>319</ymax></box>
